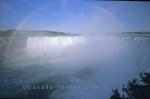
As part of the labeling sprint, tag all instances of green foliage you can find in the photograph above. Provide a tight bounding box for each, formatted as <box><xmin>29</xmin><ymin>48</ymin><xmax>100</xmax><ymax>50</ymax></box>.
<box><xmin>109</xmin><ymin>89</ymin><xmax>125</xmax><ymax>99</ymax></box>
<box><xmin>140</xmin><ymin>72</ymin><xmax>150</xmax><ymax>85</ymax></box>
<box><xmin>109</xmin><ymin>72</ymin><xmax>150</xmax><ymax>99</ymax></box>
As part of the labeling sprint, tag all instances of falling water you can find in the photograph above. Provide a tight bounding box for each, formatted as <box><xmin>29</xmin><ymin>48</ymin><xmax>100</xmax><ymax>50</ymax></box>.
<box><xmin>0</xmin><ymin>34</ymin><xmax>150</xmax><ymax>99</ymax></box>
<box><xmin>27</xmin><ymin>36</ymin><xmax>85</xmax><ymax>48</ymax></box>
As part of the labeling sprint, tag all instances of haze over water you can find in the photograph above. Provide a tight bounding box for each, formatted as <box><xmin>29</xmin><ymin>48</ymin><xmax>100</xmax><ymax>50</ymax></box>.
<box><xmin>0</xmin><ymin>0</ymin><xmax>150</xmax><ymax>99</ymax></box>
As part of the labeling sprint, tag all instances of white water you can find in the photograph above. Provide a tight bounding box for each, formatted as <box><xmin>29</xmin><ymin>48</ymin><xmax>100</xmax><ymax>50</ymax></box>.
<box><xmin>0</xmin><ymin>35</ymin><xmax>150</xmax><ymax>99</ymax></box>
<box><xmin>27</xmin><ymin>36</ymin><xmax>85</xmax><ymax>48</ymax></box>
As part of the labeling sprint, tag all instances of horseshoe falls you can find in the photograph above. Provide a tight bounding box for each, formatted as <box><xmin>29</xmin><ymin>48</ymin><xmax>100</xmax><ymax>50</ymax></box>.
<box><xmin>0</xmin><ymin>32</ymin><xmax>150</xmax><ymax>99</ymax></box>
<box><xmin>26</xmin><ymin>36</ymin><xmax>85</xmax><ymax>51</ymax></box>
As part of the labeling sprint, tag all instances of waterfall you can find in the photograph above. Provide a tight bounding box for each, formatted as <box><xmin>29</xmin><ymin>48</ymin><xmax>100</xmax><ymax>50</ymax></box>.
<box><xmin>27</xmin><ymin>36</ymin><xmax>85</xmax><ymax>49</ymax></box>
<box><xmin>1</xmin><ymin>33</ymin><xmax>150</xmax><ymax>99</ymax></box>
<box><xmin>115</xmin><ymin>35</ymin><xmax>150</xmax><ymax>71</ymax></box>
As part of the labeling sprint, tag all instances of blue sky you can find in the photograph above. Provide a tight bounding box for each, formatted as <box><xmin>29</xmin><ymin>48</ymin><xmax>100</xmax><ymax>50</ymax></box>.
<box><xmin>0</xmin><ymin>0</ymin><xmax>150</xmax><ymax>34</ymax></box>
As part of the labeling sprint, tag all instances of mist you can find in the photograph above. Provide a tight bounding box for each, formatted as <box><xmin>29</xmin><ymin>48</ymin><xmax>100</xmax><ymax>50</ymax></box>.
<box><xmin>1</xmin><ymin>1</ymin><xmax>150</xmax><ymax>99</ymax></box>
<box><xmin>1</xmin><ymin>34</ymin><xmax>150</xmax><ymax>99</ymax></box>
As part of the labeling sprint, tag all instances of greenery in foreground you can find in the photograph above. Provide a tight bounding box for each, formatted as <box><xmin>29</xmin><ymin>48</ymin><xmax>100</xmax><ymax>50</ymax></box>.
<box><xmin>109</xmin><ymin>72</ymin><xmax>150</xmax><ymax>99</ymax></box>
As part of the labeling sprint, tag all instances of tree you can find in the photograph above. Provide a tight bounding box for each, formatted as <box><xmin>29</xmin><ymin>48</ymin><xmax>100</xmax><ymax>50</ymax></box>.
<box><xmin>109</xmin><ymin>72</ymin><xmax>150</xmax><ymax>99</ymax></box>
<box><xmin>140</xmin><ymin>72</ymin><xmax>150</xmax><ymax>85</ymax></box>
<box><xmin>109</xmin><ymin>89</ymin><xmax>124</xmax><ymax>99</ymax></box>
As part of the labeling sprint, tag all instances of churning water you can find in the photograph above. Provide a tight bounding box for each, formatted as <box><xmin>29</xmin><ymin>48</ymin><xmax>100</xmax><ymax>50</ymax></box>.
<box><xmin>0</xmin><ymin>34</ymin><xmax>150</xmax><ymax>99</ymax></box>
